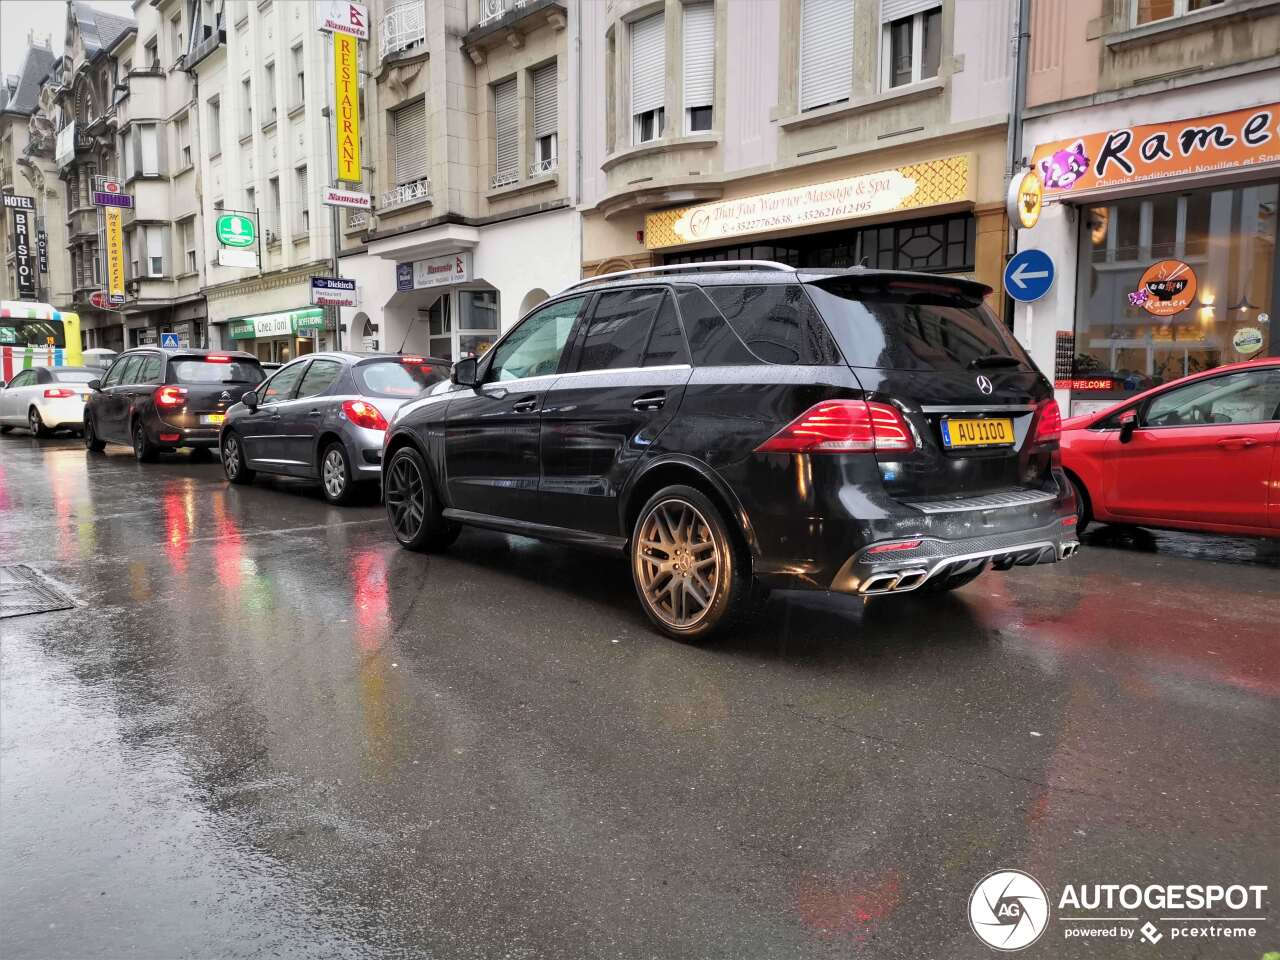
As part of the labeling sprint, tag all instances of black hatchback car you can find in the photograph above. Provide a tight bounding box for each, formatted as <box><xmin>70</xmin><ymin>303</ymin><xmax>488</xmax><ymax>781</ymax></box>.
<box><xmin>381</xmin><ymin>262</ymin><xmax>1078</xmax><ymax>640</ymax></box>
<box><xmin>84</xmin><ymin>348</ymin><xmax>264</xmax><ymax>461</ymax></box>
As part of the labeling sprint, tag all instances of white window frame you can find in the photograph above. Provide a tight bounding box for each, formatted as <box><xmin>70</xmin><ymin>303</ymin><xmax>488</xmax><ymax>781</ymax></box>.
<box><xmin>180</xmin><ymin>218</ymin><xmax>196</xmax><ymax>274</ymax></box>
<box><xmin>879</xmin><ymin>5</ymin><xmax>941</xmax><ymax>91</ymax></box>
<box><xmin>799</xmin><ymin>0</ymin><xmax>853</xmax><ymax>111</ymax></box>
<box><xmin>295</xmin><ymin>165</ymin><xmax>309</xmax><ymax>233</ymax></box>
<box><xmin>682</xmin><ymin>1</ymin><xmax>715</xmax><ymax>134</ymax></box>
<box><xmin>291</xmin><ymin>43</ymin><xmax>305</xmax><ymax>108</ymax></box>
<box><xmin>207</xmin><ymin>96</ymin><xmax>221</xmax><ymax>156</ymax></box>
<box><xmin>176</xmin><ymin>113</ymin><xmax>192</xmax><ymax>168</ymax></box>
<box><xmin>630</xmin><ymin>11</ymin><xmax>666</xmax><ymax>145</ymax></box>
<box><xmin>263</xmin><ymin>61</ymin><xmax>277</xmax><ymax>124</ymax></box>
<box><xmin>240</xmin><ymin>77</ymin><xmax>253</xmax><ymax>138</ymax></box>
<box><xmin>1132</xmin><ymin>0</ymin><xmax>1223</xmax><ymax>26</ymax></box>
<box><xmin>492</xmin><ymin>77</ymin><xmax>519</xmax><ymax>187</ymax></box>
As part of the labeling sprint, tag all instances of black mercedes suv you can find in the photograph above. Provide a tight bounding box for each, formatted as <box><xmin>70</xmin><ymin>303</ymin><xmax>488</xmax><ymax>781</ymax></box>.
<box><xmin>380</xmin><ymin>262</ymin><xmax>1078</xmax><ymax>640</ymax></box>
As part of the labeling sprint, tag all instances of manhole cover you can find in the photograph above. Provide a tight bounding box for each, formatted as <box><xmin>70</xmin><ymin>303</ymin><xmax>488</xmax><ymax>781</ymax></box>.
<box><xmin>0</xmin><ymin>565</ymin><xmax>76</xmax><ymax>619</ymax></box>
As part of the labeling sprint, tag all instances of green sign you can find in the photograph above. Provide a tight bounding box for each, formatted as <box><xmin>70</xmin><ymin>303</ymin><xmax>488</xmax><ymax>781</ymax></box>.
<box><xmin>229</xmin><ymin>308</ymin><xmax>325</xmax><ymax>340</ymax></box>
<box><xmin>0</xmin><ymin>326</ymin><xmax>16</xmax><ymax>345</ymax></box>
<box><xmin>216</xmin><ymin>213</ymin><xmax>256</xmax><ymax>248</ymax></box>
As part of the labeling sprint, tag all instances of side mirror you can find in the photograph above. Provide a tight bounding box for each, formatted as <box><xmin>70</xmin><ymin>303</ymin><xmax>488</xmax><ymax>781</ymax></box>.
<box><xmin>451</xmin><ymin>356</ymin><xmax>480</xmax><ymax>388</ymax></box>
<box><xmin>1118</xmin><ymin>410</ymin><xmax>1137</xmax><ymax>444</ymax></box>
<box><xmin>87</xmin><ymin>379</ymin><xmax>101</xmax><ymax>391</ymax></box>
<box><xmin>241</xmin><ymin>389</ymin><xmax>259</xmax><ymax>410</ymax></box>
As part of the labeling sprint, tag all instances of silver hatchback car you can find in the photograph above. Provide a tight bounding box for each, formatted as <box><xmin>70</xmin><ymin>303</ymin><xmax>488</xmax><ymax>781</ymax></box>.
<box><xmin>219</xmin><ymin>351</ymin><xmax>450</xmax><ymax>503</ymax></box>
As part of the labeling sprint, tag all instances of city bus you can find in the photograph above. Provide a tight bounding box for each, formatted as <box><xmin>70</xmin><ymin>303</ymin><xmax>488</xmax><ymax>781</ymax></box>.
<box><xmin>0</xmin><ymin>302</ymin><xmax>82</xmax><ymax>382</ymax></box>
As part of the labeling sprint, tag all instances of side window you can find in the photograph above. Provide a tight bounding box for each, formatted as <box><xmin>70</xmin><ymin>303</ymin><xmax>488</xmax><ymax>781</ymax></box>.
<box><xmin>261</xmin><ymin>361</ymin><xmax>308</xmax><ymax>402</ymax></box>
<box><xmin>576</xmin><ymin>288</ymin><xmax>665</xmax><ymax>372</ymax></box>
<box><xmin>140</xmin><ymin>354</ymin><xmax>164</xmax><ymax>383</ymax></box>
<box><xmin>643</xmin><ymin>293</ymin><xmax>690</xmax><ymax>367</ymax></box>
<box><xmin>295</xmin><ymin>359</ymin><xmax>344</xmax><ymax>399</ymax></box>
<box><xmin>487</xmin><ymin>296</ymin><xmax>585</xmax><ymax>382</ymax></box>
<box><xmin>1146</xmin><ymin>370</ymin><xmax>1280</xmax><ymax>427</ymax></box>
<box><xmin>102</xmin><ymin>357</ymin><xmax>130</xmax><ymax>387</ymax></box>
<box><xmin>675</xmin><ymin>286</ymin><xmax>759</xmax><ymax>367</ymax></box>
<box><xmin>7</xmin><ymin>370</ymin><xmax>37</xmax><ymax>388</ymax></box>
<box><xmin>704</xmin><ymin>284</ymin><xmax>841</xmax><ymax>365</ymax></box>
<box><xmin>117</xmin><ymin>355</ymin><xmax>145</xmax><ymax>385</ymax></box>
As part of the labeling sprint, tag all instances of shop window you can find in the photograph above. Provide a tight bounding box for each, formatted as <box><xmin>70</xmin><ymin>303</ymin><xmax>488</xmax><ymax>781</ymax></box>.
<box><xmin>425</xmin><ymin>297</ymin><xmax>452</xmax><ymax>361</ymax></box>
<box><xmin>1134</xmin><ymin>0</ymin><xmax>1223</xmax><ymax>27</ymax></box>
<box><xmin>881</xmin><ymin>3</ymin><xmax>941</xmax><ymax>90</ymax></box>
<box><xmin>1073</xmin><ymin>182</ymin><xmax>1276</xmax><ymax>401</ymax></box>
<box><xmin>459</xmin><ymin>290</ymin><xmax>500</xmax><ymax>358</ymax></box>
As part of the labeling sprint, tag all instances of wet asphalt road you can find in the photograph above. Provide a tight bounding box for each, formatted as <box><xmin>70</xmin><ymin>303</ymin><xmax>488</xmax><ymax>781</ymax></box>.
<box><xmin>1</xmin><ymin>434</ymin><xmax>1277</xmax><ymax>960</ymax></box>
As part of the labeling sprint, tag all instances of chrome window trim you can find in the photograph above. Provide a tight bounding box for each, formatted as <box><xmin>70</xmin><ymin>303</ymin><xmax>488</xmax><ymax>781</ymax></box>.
<box><xmin>920</xmin><ymin>404</ymin><xmax>1038</xmax><ymax>414</ymax></box>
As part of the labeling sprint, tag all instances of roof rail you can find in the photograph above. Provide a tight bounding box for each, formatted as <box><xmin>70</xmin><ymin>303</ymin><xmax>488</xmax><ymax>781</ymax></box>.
<box><xmin>563</xmin><ymin>260</ymin><xmax>795</xmax><ymax>292</ymax></box>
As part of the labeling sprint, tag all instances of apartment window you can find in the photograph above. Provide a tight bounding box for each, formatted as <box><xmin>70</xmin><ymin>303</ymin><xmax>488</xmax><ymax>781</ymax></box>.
<box><xmin>121</xmin><ymin>129</ymin><xmax>134</xmax><ymax>179</ymax></box>
<box><xmin>240</xmin><ymin>77</ymin><xmax>252</xmax><ymax>138</ymax></box>
<box><xmin>881</xmin><ymin>2</ymin><xmax>941</xmax><ymax>89</ymax></box>
<box><xmin>295</xmin><ymin>165</ymin><xmax>309</xmax><ymax>232</ymax></box>
<box><xmin>799</xmin><ymin>0</ymin><xmax>853</xmax><ymax>110</ymax></box>
<box><xmin>1135</xmin><ymin>0</ymin><xmax>1223</xmax><ymax>25</ymax></box>
<box><xmin>630</xmin><ymin>11</ymin><xmax>665</xmax><ymax>144</ymax></box>
<box><xmin>90</xmin><ymin>243</ymin><xmax>101</xmax><ymax>285</ymax></box>
<box><xmin>492</xmin><ymin>78</ymin><xmax>518</xmax><ymax>186</ymax></box>
<box><xmin>170</xmin><ymin>14</ymin><xmax>183</xmax><ymax>65</ymax></box>
<box><xmin>145</xmin><ymin>37</ymin><xmax>160</xmax><ymax>71</ymax></box>
<box><xmin>291</xmin><ymin>43</ymin><xmax>304</xmax><ymax>106</ymax></box>
<box><xmin>180</xmin><ymin>219</ymin><xmax>196</xmax><ymax>274</ymax></box>
<box><xmin>208</xmin><ymin>96</ymin><xmax>221</xmax><ymax>155</ymax></box>
<box><xmin>128</xmin><ymin>123</ymin><xmax>160</xmax><ymax>177</ymax></box>
<box><xmin>263</xmin><ymin>61</ymin><xmax>277</xmax><ymax>123</ymax></box>
<box><xmin>244</xmin><ymin>186</ymin><xmax>255</xmax><ymax>220</ymax></box>
<box><xmin>267</xmin><ymin>176</ymin><xmax>280</xmax><ymax>239</ymax></box>
<box><xmin>127</xmin><ymin>231</ymin><xmax>140</xmax><ymax>278</ymax></box>
<box><xmin>176</xmin><ymin>113</ymin><xmax>192</xmax><ymax>167</ymax></box>
<box><xmin>682</xmin><ymin>2</ymin><xmax>714</xmax><ymax>132</ymax></box>
<box><xmin>146</xmin><ymin>225</ymin><xmax>166</xmax><ymax>277</ymax></box>
<box><xmin>390</xmin><ymin>101</ymin><xmax>428</xmax><ymax>187</ymax></box>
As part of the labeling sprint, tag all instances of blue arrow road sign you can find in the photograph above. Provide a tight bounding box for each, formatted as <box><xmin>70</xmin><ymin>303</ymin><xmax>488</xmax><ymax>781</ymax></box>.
<box><xmin>160</xmin><ymin>332</ymin><xmax>180</xmax><ymax>349</ymax></box>
<box><xmin>1003</xmin><ymin>249</ymin><xmax>1055</xmax><ymax>303</ymax></box>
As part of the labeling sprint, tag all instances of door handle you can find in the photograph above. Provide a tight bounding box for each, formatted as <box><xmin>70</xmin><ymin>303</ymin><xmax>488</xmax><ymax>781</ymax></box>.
<box><xmin>306</xmin><ymin>409</ymin><xmax>322</xmax><ymax>417</ymax></box>
<box><xmin>512</xmin><ymin>398</ymin><xmax>538</xmax><ymax>413</ymax></box>
<box><xmin>632</xmin><ymin>392</ymin><xmax>667</xmax><ymax>411</ymax></box>
<box><xmin>1216</xmin><ymin>437</ymin><xmax>1258</xmax><ymax>449</ymax></box>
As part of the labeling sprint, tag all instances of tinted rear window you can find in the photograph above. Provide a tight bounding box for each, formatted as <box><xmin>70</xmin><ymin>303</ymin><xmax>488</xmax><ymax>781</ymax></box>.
<box><xmin>51</xmin><ymin>370</ymin><xmax>98</xmax><ymax>383</ymax></box>
<box><xmin>702</xmin><ymin>284</ymin><xmax>841</xmax><ymax>365</ymax></box>
<box><xmin>806</xmin><ymin>279</ymin><xmax>1032</xmax><ymax>371</ymax></box>
<box><xmin>355</xmin><ymin>359</ymin><xmax>449</xmax><ymax>398</ymax></box>
<box><xmin>170</xmin><ymin>359</ymin><xmax>264</xmax><ymax>384</ymax></box>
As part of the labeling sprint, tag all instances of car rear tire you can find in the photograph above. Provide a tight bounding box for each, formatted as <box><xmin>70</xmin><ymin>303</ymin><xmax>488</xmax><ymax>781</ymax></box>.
<box><xmin>132</xmin><ymin>420</ymin><xmax>158</xmax><ymax>463</ymax></box>
<box><xmin>920</xmin><ymin>561</ymin><xmax>988</xmax><ymax>593</ymax></box>
<box><xmin>320</xmin><ymin>442</ymin><xmax>356</xmax><ymax>505</ymax></box>
<box><xmin>221</xmin><ymin>432</ymin><xmax>254</xmax><ymax>484</ymax></box>
<box><xmin>84</xmin><ymin>417</ymin><xmax>105</xmax><ymax>452</ymax></box>
<box><xmin>630</xmin><ymin>485</ymin><xmax>749</xmax><ymax>643</ymax></box>
<box><xmin>1065</xmin><ymin>474</ymin><xmax>1091</xmax><ymax>534</ymax></box>
<box><xmin>28</xmin><ymin>407</ymin><xmax>49</xmax><ymax>438</ymax></box>
<box><xmin>384</xmin><ymin>445</ymin><xmax>458</xmax><ymax>551</ymax></box>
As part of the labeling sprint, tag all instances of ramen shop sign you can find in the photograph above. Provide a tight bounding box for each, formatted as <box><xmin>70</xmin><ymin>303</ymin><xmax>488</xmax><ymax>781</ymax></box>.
<box><xmin>1031</xmin><ymin>102</ymin><xmax>1280</xmax><ymax>199</ymax></box>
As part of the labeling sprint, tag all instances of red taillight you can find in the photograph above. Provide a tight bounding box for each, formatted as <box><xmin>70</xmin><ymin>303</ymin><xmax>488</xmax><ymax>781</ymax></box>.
<box><xmin>1033</xmin><ymin>399</ymin><xmax>1062</xmax><ymax>444</ymax></box>
<box><xmin>867</xmin><ymin>539</ymin><xmax>923</xmax><ymax>555</ymax></box>
<box><xmin>400</xmin><ymin>355</ymin><xmax>425</xmax><ymax>364</ymax></box>
<box><xmin>154</xmin><ymin>385</ymin><xmax>188</xmax><ymax>408</ymax></box>
<box><xmin>342</xmin><ymin>399</ymin><xmax>388</xmax><ymax>430</ymax></box>
<box><xmin>205</xmin><ymin>354</ymin><xmax>231</xmax><ymax>363</ymax></box>
<box><xmin>43</xmin><ymin>388</ymin><xmax>76</xmax><ymax>398</ymax></box>
<box><xmin>755</xmin><ymin>400</ymin><xmax>915</xmax><ymax>454</ymax></box>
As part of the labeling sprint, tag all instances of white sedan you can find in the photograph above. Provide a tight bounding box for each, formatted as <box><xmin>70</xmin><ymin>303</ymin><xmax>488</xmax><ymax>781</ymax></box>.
<box><xmin>0</xmin><ymin>366</ymin><xmax>99</xmax><ymax>437</ymax></box>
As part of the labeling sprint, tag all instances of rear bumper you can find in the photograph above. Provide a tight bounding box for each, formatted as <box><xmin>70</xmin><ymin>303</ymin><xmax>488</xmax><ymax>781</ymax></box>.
<box><xmin>147</xmin><ymin>411</ymin><xmax>220</xmax><ymax>448</ymax></box>
<box><xmin>35</xmin><ymin>397</ymin><xmax>87</xmax><ymax>428</ymax></box>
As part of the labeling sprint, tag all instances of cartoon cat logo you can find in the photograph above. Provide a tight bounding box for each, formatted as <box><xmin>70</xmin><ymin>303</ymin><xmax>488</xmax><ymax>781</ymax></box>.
<box><xmin>1039</xmin><ymin>140</ymin><xmax>1089</xmax><ymax>191</ymax></box>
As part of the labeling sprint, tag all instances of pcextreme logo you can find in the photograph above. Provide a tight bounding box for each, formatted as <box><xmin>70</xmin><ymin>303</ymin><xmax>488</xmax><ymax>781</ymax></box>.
<box><xmin>968</xmin><ymin>871</ymin><xmax>1270</xmax><ymax>951</ymax></box>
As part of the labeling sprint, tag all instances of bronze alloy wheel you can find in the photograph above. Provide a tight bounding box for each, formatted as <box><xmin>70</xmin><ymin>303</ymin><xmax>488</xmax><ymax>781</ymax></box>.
<box><xmin>633</xmin><ymin>497</ymin><xmax>723</xmax><ymax>630</ymax></box>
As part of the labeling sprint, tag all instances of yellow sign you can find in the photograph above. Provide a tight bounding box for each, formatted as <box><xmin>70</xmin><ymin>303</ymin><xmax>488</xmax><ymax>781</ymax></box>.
<box><xmin>333</xmin><ymin>32</ymin><xmax>361</xmax><ymax>183</ymax></box>
<box><xmin>1015</xmin><ymin>169</ymin><xmax>1042</xmax><ymax>229</ymax></box>
<box><xmin>104</xmin><ymin>206</ymin><xmax>125</xmax><ymax>300</ymax></box>
<box><xmin>645</xmin><ymin>155</ymin><xmax>973</xmax><ymax>250</ymax></box>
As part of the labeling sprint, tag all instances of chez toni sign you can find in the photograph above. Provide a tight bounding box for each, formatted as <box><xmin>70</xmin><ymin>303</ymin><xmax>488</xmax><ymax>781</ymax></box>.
<box><xmin>1030</xmin><ymin>102</ymin><xmax>1280</xmax><ymax>200</ymax></box>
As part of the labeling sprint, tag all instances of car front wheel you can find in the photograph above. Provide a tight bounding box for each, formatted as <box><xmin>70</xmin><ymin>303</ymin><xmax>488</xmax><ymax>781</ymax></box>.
<box><xmin>630</xmin><ymin>485</ymin><xmax>749</xmax><ymax>642</ymax></box>
<box><xmin>384</xmin><ymin>445</ymin><xmax>458</xmax><ymax>551</ymax></box>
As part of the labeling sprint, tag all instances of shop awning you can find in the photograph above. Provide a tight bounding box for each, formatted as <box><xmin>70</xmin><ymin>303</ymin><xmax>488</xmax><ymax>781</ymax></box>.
<box><xmin>228</xmin><ymin>307</ymin><xmax>325</xmax><ymax>340</ymax></box>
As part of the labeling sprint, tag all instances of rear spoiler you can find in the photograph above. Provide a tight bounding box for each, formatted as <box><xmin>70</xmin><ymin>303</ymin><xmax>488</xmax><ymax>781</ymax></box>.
<box><xmin>802</xmin><ymin>271</ymin><xmax>993</xmax><ymax>307</ymax></box>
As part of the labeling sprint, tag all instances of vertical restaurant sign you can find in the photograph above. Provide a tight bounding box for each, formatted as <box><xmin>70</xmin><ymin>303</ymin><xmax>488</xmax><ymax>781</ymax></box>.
<box><xmin>1031</xmin><ymin>102</ymin><xmax>1280</xmax><ymax>199</ymax></box>
<box><xmin>333</xmin><ymin>32</ymin><xmax>361</xmax><ymax>183</ymax></box>
<box><xmin>11</xmin><ymin>209</ymin><xmax>36</xmax><ymax>298</ymax></box>
<box><xmin>104</xmin><ymin>206</ymin><xmax>126</xmax><ymax>302</ymax></box>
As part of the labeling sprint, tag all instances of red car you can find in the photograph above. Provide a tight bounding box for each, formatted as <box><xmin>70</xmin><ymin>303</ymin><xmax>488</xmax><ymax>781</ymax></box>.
<box><xmin>1060</xmin><ymin>357</ymin><xmax>1280</xmax><ymax>538</ymax></box>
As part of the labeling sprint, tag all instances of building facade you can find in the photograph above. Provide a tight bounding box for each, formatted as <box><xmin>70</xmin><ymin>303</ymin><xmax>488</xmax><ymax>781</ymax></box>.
<box><xmin>335</xmin><ymin>0</ymin><xmax>580</xmax><ymax>361</ymax></box>
<box><xmin>578</xmin><ymin>0</ymin><xmax>1016</xmax><ymax>323</ymax></box>
<box><xmin>190</xmin><ymin>0</ymin><xmax>342</xmax><ymax>361</ymax></box>
<box><xmin>1014</xmin><ymin>0</ymin><xmax>1280</xmax><ymax>416</ymax></box>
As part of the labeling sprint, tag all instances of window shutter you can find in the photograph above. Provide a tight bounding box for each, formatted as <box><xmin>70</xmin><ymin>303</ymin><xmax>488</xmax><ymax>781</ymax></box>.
<box><xmin>532</xmin><ymin>63</ymin><xmax>557</xmax><ymax>138</ymax></box>
<box><xmin>146</xmin><ymin>225</ymin><xmax>164</xmax><ymax>275</ymax></box>
<box><xmin>682</xmin><ymin>2</ymin><xmax>714</xmax><ymax>110</ymax></box>
<box><xmin>392</xmin><ymin>102</ymin><xmax>428</xmax><ymax>186</ymax></box>
<box><xmin>493</xmin><ymin>78</ymin><xmax>518</xmax><ymax>178</ymax></box>
<box><xmin>630</xmin><ymin>12</ymin><xmax>665</xmax><ymax>116</ymax></box>
<box><xmin>881</xmin><ymin>0</ymin><xmax>938</xmax><ymax>21</ymax></box>
<box><xmin>799</xmin><ymin>0</ymin><xmax>853</xmax><ymax>111</ymax></box>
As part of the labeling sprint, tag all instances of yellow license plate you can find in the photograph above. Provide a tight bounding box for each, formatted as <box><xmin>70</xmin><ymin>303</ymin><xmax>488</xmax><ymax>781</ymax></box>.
<box><xmin>200</xmin><ymin>414</ymin><xmax>225</xmax><ymax>425</ymax></box>
<box><xmin>942</xmin><ymin>417</ymin><xmax>1014</xmax><ymax>448</ymax></box>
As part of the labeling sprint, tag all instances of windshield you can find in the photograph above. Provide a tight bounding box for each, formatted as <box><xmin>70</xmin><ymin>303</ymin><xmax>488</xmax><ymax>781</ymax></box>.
<box><xmin>51</xmin><ymin>370</ymin><xmax>98</xmax><ymax>383</ymax></box>
<box><xmin>355</xmin><ymin>359</ymin><xmax>450</xmax><ymax>398</ymax></box>
<box><xmin>0</xmin><ymin>319</ymin><xmax>66</xmax><ymax>348</ymax></box>
<box><xmin>171</xmin><ymin>360</ymin><xmax>264</xmax><ymax>384</ymax></box>
<box><xmin>806</xmin><ymin>279</ymin><xmax>1033</xmax><ymax>372</ymax></box>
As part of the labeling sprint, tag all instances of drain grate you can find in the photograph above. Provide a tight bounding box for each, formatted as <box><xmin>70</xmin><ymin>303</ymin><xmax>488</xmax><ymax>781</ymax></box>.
<box><xmin>0</xmin><ymin>565</ymin><xmax>77</xmax><ymax>619</ymax></box>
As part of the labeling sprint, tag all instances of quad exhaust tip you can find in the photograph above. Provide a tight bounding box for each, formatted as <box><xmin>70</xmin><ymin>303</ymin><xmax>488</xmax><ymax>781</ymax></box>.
<box><xmin>859</xmin><ymin>540</ymin><xmax>1080</xmax><ymax>595</ymax></box>
<box><xmin>860</xmin><ymin>568</ymin><xmax>929</xmax><ymax>595</ymax></box>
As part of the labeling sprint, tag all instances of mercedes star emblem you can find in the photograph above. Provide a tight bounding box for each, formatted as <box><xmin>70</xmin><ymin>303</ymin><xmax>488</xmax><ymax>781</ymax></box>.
<box><xmin>976</xmin><ymin>375</ymin><xmax>994</xmax><ymax>395</ymax></box>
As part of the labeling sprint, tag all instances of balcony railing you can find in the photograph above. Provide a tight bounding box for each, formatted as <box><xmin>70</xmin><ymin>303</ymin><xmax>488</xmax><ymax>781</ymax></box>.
<box><xmin>379</xmin><ymin>176</ymin><xmax>432</xmax><ymax>211</ymax></box>
<box><xmin>529</xmin><ymin>156</ymin><xmax>557</xmax><ymax>177</ymax></box>
<box><xmin>489</xmin><ymin>169</ymin><xmax>518</xmax><ymax>189</ymax></box>
<box><xmin>478</xmin><ymin>0</ymin><xmax>528</xmax><ymax>28</ymax></box>
<box><xmin>347</xmin><ymin>209</ymin><xmax>368</xmax><ymax>230</ymax></box>
<box><xmin>380</xmin><ymin>2</ymin><xmax>427</xmax><ymax>59</ymax></box>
